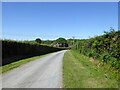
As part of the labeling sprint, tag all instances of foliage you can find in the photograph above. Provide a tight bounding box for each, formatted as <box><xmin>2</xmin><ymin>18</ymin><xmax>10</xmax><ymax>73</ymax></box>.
<box><xmin>40</xmin><ymin>38</ymin><xmax>79</xmax><ymax>47</ymax></box>
<box><xmin>2</xmin><ymin>40</ymin><xmax>64</xmax><ymax>66</ymax></box>
<box><xmin>32</xmin><ymin>38</ymin><xmax>80</xmax><ymax>47</ymax></box>
<box><xmin>71</xmin><ymin>28</ymin><xmax>120</xmax><ymax>76</ymax></box>
<box><xmin>55</xmin><ymin>38</ymin><xmax>68</xmax><ymax>47</ymax></box>
<box><xmin>35</xmin><ymin>38</ymin><xmax>42</xmax><ymax>44</ymax></box>
<box><xmin>41</xmin><ymin>40</ymin><xmax>54</xmax><ymax>45</ymax></box>
<box><xmin>56</xmin><ymin>38</ymin><xmax>67</xmax><ymax>44</ymax></box>
<box><xmin>67</xmin><ymin>39</ymin><xmax>73</xmax><ymax>46</ymax></box>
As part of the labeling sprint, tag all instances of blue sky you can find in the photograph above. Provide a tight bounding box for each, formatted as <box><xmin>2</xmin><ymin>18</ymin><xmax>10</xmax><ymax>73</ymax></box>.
<box><xmin>2</xmin><ymin>2</ymin><xmax>118</xmax><ymax>41</ymax></box>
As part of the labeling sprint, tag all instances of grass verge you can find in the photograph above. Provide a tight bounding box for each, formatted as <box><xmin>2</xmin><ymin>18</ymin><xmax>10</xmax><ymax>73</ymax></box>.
<box><xmin>62</xmin><ymin>50</ymin><xmax>118</xmax><ymax>88</ymax></box>
<box><xmin>0</xmin><ymin>51</ymin><xmax>57</xmax><ymax>74</ymax></box>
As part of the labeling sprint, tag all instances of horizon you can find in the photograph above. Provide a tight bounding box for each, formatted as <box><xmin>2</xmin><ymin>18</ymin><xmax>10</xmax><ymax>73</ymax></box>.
<box><xmin>2</xmin><ymin>2</ymin><xmax>118</xmax><ymax>41</ymax></box>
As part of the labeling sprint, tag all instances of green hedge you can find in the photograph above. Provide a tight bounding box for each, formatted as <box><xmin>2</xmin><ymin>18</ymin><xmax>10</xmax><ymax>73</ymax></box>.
<box><xmin>72</xmin><ymin>29</ymin><xmax>120</xmax><ymax>71</ymax></box>
<box><xmin>2</xmin><ymin>40</ymin><xmax>64</xmax><ymax>66</ymax></box>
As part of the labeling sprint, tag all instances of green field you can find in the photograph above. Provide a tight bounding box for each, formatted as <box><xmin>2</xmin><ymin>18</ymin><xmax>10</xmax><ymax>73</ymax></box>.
<box><xmin>62</xmin><ymin>50</ymin><xmax>118</xmax><ymax>88</ymax></box>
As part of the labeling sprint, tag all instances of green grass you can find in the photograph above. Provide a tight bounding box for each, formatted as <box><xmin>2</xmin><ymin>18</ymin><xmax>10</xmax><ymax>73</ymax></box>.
<box><xmin>62</xmin><ymin>50</ymin><xmax>118</xmax><ymax>88</ymax></box>
<box><xmin>0</xmin><ymin>52</ymin><xmax>56</xmax><ymax>74</ymax></box>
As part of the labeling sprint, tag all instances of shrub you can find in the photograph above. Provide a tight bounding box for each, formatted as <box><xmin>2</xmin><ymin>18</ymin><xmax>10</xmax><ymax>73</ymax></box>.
<box><xmin>88</xmin><ymin>52</ymin><xmax>92</xmax><ymax>57</ymax></box>
<box><xmin>71</xmin><ymin>29</ymin><xmax>120</xmax><ymax>71</ymax></box>
<box><xmin>2</xmin><ymin>40</ymin><xmax>64</xmax><ymax>66</ymax></box>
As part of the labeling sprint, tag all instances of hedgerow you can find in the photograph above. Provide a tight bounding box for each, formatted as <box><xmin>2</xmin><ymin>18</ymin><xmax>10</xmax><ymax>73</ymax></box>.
<box><xmin>2</xmin><ymin>40</ymin><xmax>64</xmax><ymax>66</ymax></box>
<box><xmin>72</xmin><ymin>28</ymin><xmax>120</xmax><ymax>78</ymax></box>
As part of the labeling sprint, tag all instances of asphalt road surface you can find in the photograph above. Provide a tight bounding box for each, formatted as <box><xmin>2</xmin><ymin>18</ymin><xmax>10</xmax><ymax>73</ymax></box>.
<box><xmin>1</xmin><ymin>50</ymin><xmax>67</xmax><ymax>88</ymax></box>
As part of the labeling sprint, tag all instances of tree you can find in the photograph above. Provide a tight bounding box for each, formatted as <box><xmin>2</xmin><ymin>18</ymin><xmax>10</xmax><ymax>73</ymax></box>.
<box><xmin>35</xmin><ymin>38</ymin><xmax>42</xmax><ymax>44</ymax></box>
<box><xmin>67</xmin><ymin>39</ymin><xmax>73</xmax><ymax>46</ymax></box>
<box><xmin>55</xmin><ymin>38</ymin><xmax>68</xmax><ymax>47</ymax></box>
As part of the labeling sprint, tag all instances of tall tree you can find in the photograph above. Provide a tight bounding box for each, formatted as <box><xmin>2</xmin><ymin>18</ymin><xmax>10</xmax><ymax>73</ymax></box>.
<box><xmin>35</xmin><ymin>38</ymin><xmax>42</xmax><ymax>44</ymax></box>
<box><xmin>55</xmin><ymin>38</ymin><xmax>68</xmax><ymax>47</ymax></box>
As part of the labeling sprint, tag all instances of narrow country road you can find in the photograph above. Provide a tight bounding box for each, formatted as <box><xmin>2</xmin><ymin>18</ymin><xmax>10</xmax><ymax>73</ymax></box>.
<box><xmin>1</xmin><ymin>50</ymin><xmax>67</xmax><ymax>88</ymax></box>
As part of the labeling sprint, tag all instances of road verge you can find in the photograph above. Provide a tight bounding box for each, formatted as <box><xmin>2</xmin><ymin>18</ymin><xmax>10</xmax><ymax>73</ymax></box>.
<box><xmin>62</xmin><ymin>50</ymin><xmax>118</xmax><ymax>88</ymax></box>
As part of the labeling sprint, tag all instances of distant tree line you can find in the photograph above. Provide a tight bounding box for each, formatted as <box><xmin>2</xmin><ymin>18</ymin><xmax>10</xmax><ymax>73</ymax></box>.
<box><xmin>35</xmin><ymin>38</ymin><xmax>78</xmax><ymax>47</ymax></box>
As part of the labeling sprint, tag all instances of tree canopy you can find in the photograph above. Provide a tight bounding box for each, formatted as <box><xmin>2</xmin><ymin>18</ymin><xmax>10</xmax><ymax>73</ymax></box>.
<box><xmin>35</xmin><ymin>38</ymin><xmax>42</xmax><ymax>44</ymax></box>
<box><xmin>55</xmin><ymin>38</ymin><xmax>68</xmax><ymax>47</ymax></box>
<box><xmin>56</xmin><ymin>38</ymin><xmax>67</xmax><ymax>44</ymax></box>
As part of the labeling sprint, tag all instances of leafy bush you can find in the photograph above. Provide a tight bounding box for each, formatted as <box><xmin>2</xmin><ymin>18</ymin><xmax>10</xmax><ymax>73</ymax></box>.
<box><xmin>71</xmin><ymin>28</ymin><xmax>120</xmax><ymax>72</ymax></box>
<box><xmin>88</xmin><ymin>52</ymin><xmax>92</xmax><ymax>57</ymax></box>
<box><xmin>101</xmin><ymin>53</ymin><xmax>110</xmax><ymax>63</ymax></box>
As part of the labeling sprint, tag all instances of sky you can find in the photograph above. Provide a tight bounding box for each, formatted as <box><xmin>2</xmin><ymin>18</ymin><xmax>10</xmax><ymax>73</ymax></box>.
<box><xmin>2</xmin><ymin>2</ymin><xmax>118</xmax><ymax>41</ymax></box>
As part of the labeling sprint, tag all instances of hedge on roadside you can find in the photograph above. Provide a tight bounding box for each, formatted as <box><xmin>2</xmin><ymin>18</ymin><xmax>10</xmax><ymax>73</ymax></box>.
<box><xmin>72</xmin><ymin>28</ymin><xmax>120</xmax><ymax>71</ymax></box>
<box><xmin>2</xmin><ymin>40</ymin><xmax>64</xmax><ymax>66</ymax></box>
